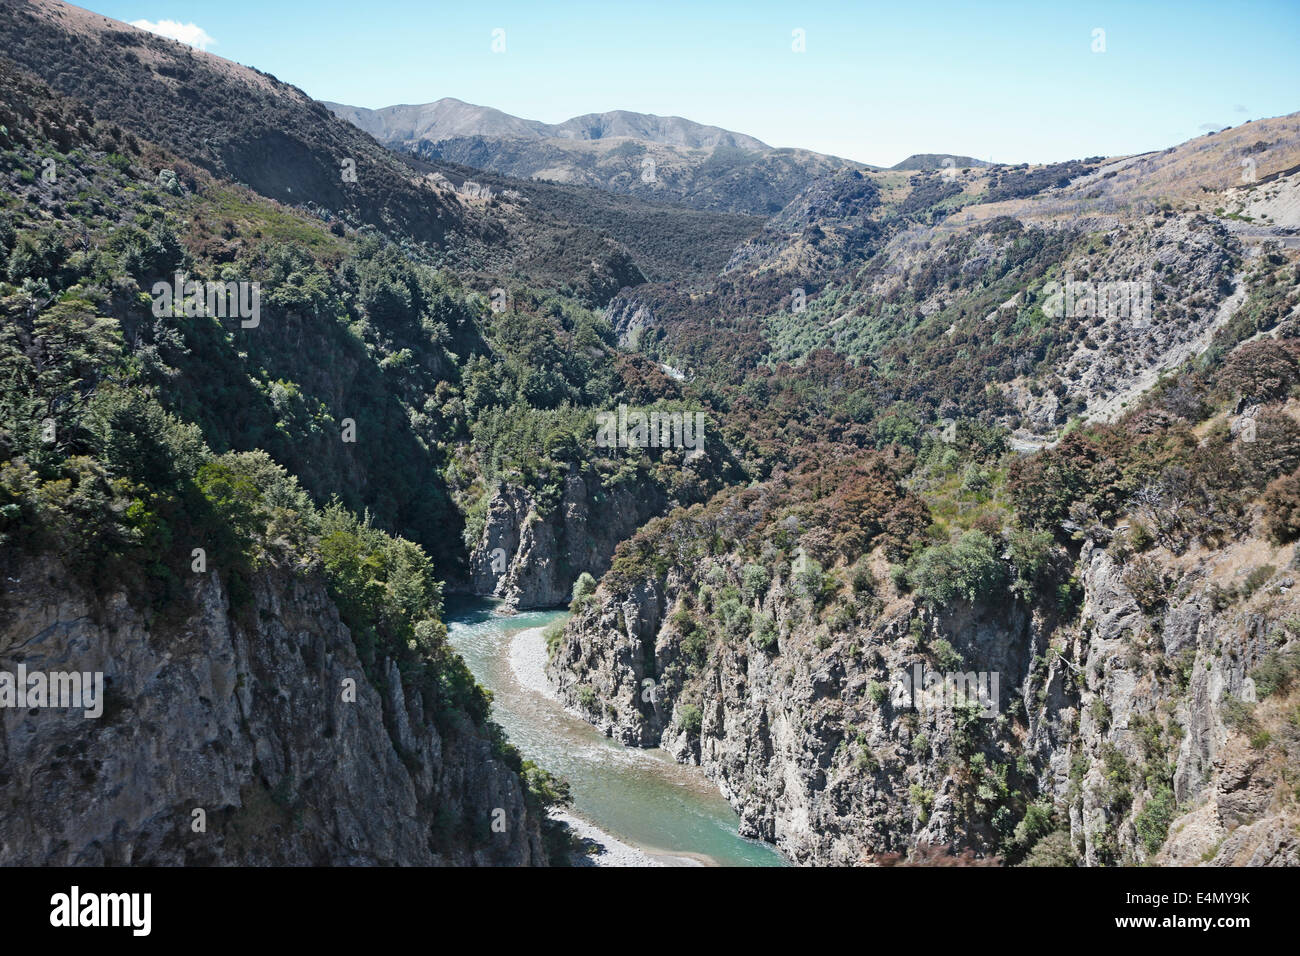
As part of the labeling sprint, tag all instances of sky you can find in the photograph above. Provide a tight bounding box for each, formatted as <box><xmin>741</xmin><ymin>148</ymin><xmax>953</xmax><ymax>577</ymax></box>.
<box><xmin>82</xmin><ymin>0</ymin><xmax>1300</xmax><ymax>167</ymax></box>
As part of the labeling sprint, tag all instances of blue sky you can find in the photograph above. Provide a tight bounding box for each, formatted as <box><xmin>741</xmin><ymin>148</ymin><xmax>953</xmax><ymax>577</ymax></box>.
<box><xmin>83</xmin><ymin>0</ymin><xmax>1299</xmax><ymax>166</ymax></box>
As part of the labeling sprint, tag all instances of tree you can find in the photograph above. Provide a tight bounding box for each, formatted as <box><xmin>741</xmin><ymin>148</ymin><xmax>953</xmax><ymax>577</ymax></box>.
<box><xmin>908</xmin><ymin>530</ymin><xmax>1007</xmax><ymax>607</ymax></box>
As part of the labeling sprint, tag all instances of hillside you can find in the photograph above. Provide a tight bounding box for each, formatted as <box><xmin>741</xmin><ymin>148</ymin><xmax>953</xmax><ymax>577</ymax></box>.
<box><xmin>892</xmin><ymin>154</ymin><xmax>993</xmax><ymax>171</ymax></box>
<box><xmin>0</xmin><ymin>8</ymin><xmax>763</xmax><ymax>862</ymax></box>
<box><xmin>601</xmin><ymin>114</ymin><xmax>1300</xmax><ymax>449</ymax></box>
<box><xmin>0</xmin><ymin>0</ymin><xmax>654</xmax><ymax>304</ymax></box>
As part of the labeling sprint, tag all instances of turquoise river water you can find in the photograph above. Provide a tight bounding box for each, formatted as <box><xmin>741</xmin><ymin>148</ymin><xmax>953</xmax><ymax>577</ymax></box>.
<box><xmin>445</xmin><ymin>597</ymin><xmax>786</xmax><ymax>866</ymax></box>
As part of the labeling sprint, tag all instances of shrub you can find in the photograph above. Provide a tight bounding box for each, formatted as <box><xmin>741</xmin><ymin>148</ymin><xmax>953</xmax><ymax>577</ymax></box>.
<box><xmin>521</xmin><ymin>760</ymin><xmax>572</xmax><ymax>810</ymax></box>
<box><xmin>680</xmin><ymin>628</ymin><xmax>709</xmax><ymax>667</ymax></box>
<box><xmin>908</xmin><ymin>530</ymin><xmax>1007</xmax><ymax>606</ymax></box>
<box><xmin>909</xmin><ymin>784</ymin><xmax>936</xmax><ymax>823</ymax></box>
<box><xmin>1021</xmin><ymin>829</ymin><xmax>1079</xmax><ymax>867</ymax></box>
<box><xmin>1262</xmin><ymin>468</ymin><xmax>1300</xmax><ymax>542</ymax></box>
<box><xmin>1135</xmin><ymin>785</ymin><xmax>1176</xmax><ymax>854</ymax></box>
<box><xmin>930</xmin><ymin>637</ymin><xmax>963</xmax><ymax>671</ymax></box>
<box><xmin>1240</xmin><ymin>564</ymin><xmax>1275</xmax><ymax>600</ymax></box>
<box><xmin>1007</xmin><ymin>527</ymin><xmax>1054</xmax><ymax>599</ymax></box>
<box><xmin>792</xmin><ymin>550</ymin><xmax>825</xmax><ymax>603</ymax></box>
<box><xmin>543</xmin><ymin>621</ymin><xmax>565</xmax><ymax>659</ymax></box>
<box><xmin>1240</xmin><ymin>408</ymin><xmax>1300</xmax><ymax>486</ymax></box>
<box><xmin>1252</xmin><ymin>649</ymin><xmax>1300</xmax><ymax>698</ymax></box>
<box><xmin>741</xmin><ymin>561</ymin><xmax>770</xmax><ymax>602</ymax></box>
<box><xmin>1121</xmin><ymin>555</ymin><xmax>1171</xmax><ymax>613</ymax></box>
<box><xmin>677</xmin><ymin>703</ymin><xmax>703</xmax><ymax>736</ymax></box>
<box><xmin>751</xmin><ymin>612</ymin><xmax>779</xmax><ymax>653</ymax></box>
<box><xmin>569</xmin><ymin>571</ymin><xmax>597</xmax><ymax>610</ymax></box>
<box><xmin>1222</xmin><ymin>696</ymin><xmax>1260</xmax><ymax>738</ymax></box>
<box><xmin>1218</xmin><ymin>339</ymin><xmax>1300</xmax><ymax>403</ymax></box>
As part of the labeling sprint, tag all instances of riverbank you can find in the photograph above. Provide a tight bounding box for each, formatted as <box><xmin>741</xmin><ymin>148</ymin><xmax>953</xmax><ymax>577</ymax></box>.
<box><xmin>514</xmin><ymin>626</ymin><xmax>704</xmax><ymax>866</ymax></box>
<box><xmin>552</xmin><ymin>810</ymin><xmax>663</xmax><ymax>866</ymax></box>
<box><xmin>444</xmin><ymin>600</ymin><xmax>786</xmax><ymax>867</ymax></box>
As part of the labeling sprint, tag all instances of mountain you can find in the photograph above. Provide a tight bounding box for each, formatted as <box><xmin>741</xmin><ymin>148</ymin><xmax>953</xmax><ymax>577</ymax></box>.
<box><xmin>607</xmin><ymin>112</ymin><xmax>1300</xmax><ymax>437</ymax></box>
<box><xmin>0</xmin><ymin>0</ymin><xmax>657</xmax><ymax>303</ymax></box>
<box><xmin>327</xmin><ymin>99</ymin><xmax>867</xmax><ymax>215</ymax></box>
<box><xmin>537</xmin><ymin>111</ymin><xmax>1300</xmax><ymax>866</ymax></box>
<box><xmin>892</xmin><ymin>153</ymin><xmax>992</xmax><ymax>171</ymax></box>
<box><xmin>328</xmin><ymin>98</ymin><xmax>771</xmax><ymax>150</ymax></box>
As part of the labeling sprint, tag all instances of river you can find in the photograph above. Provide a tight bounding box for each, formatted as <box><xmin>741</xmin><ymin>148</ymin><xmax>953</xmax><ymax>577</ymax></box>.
<box><xmin>445</xmin><ymin>597</ymin><xmax>786</xmax><ymax>866</ymax></box>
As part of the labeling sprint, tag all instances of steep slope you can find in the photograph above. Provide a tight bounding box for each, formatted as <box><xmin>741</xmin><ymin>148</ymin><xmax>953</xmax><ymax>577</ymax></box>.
<box><xmin>892</xmin><ymin>154</ymin><xmax>992</xmax><ymax>171</ymax></box>
<box><xmin>0</xmin><ymin>0</ymin><xmax>645</xmax><ymax>302</ymax></box>
<box><xmin>0</xmin><ymin>52</ymin><xmax>578</xmax><ymax>864</ymax></box>
<box><xmin>605</xmin><ymin>115</ymin><xmax>1300</xmax><ymax>448</ymax></box>
<box><xmin>0</xmin><ymin>555</ymin><xmax>548</xmax><ymax>865</ymax></box>
<box><xmin>397</xmin><ymin>154</ymin><xmax>763</xmax><ymax>285</ymax></box>
<box><xmin>539</xmin><ymin>118</ymin><xmax>1300</xmax><ymax>868</ymax></box>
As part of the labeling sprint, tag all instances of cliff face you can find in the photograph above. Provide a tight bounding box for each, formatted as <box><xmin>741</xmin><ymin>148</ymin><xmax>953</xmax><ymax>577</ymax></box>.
<box><xmin>548</xmin><ymin>536</ymin><xmax>1300</xmax><ymax>866</ymax></box>
<box><xmin>1057</xmin><ymin>542</ymin><xmax>1300</xmax><ymax>867</ymax></box>
<box><xmin>0</xmin><ymin>557</ymin><xmax>547</xmax><ymax>865</ymax></box>
<box><xmin>467</xmin><ymin>466</ymin><xmax>668</xmax><ymax>611</ymax></box>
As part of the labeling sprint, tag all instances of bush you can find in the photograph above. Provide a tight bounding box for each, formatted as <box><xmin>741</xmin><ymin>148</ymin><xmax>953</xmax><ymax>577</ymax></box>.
<box><xmin>1021</xmin><ymin>829</ymin><xmax>1079</xmax><ymax>867</ymax></box>
<box><xmin>908</xmin><ymin>530</ymin><xmax>1007</xmax><ymax>607</ymax></box>
<box><xmin>1121</xmin><ymin>556</ymin><xmax>1171</xmax><ymax>613</ymax></box>
<box><xmin>1222</xmin><ymin>696</ymin><xmax>1260</xmax><ymax>738</ymax></box>
<box><xmin>543</xmin><ymin>621</ymin><xmax>565</xmax><ymax>659</ymax></box>
<box><xmin>1239</xmin><ymin>408</ymin><xmax>1300</xmax><ymax>486</ymax></box>
<box><xmin>1007</xmin><ymin>527</ymin><xmax>1054</xmax><ymax>600</ymax></box>
<box><xmin>1135</xmin><ymin>785</ymin><xmax>1176</xmax><ymax>854</ymax></box>
<box><xmin>569</xmin><ymin>571</ymin><xmax>597</xmax><ymax>610</ymax></box>
<box><xmin>741</xmin><ymin>561</ymin><xmax>770</xmax><ymax>602</ymax></box>
<box><xmin>1262</xmin><ymin>469</ymin><xmax>1300</xmax><ymax>542</ymax></box>
<box><xmin>677</xmin><ymin>703</ymin><xmax>703</xmax><ymax>736</ymax></box>
<box><xmin>680</xmin><ymin>627</ymin><xmax>709</xmax><ymax>667</ymax></box>
<box><xmin>1252</xmin><ymin>649</ymin><xmax>1300</xmax><ymax>698</ymax></box>
<box><xmin>1218</xmin><ymin>340</ymin><xmax>1300</xmax><ymax>404</ymax></box>
<box><xmin>1240</xmin><ymin>564</ymin><xmax>1275</xmax><ymax>600</ymax></box>
<box><xmin>792</xmin><ymin>550</ymin><xmax>825</xmax><ymax>603</ymax></box>
<box><xmin>751</xmin><ymin>613</ymin><xmax>779</xmax><ymax>653</ymax></box>
<box><xmin>930</xmin><ymin>637</ymin><xmax>963</xmax><ymax>671</ymax></box>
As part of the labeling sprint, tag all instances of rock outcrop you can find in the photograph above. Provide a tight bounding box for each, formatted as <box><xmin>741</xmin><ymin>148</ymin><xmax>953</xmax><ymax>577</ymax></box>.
<box><xmin>467</xmin><ymin>465</ymin><xmax>669</xmax><ymax>611</ymax></box>
<box><xmin>548</xmin><ymin>535</ymin><xmax>1300</xmax><ymax>866</ymax></box>
<box><xmin>0</xmin><ymin>557</ymin><xmax>548</xmax><ymax>865</ymax></box>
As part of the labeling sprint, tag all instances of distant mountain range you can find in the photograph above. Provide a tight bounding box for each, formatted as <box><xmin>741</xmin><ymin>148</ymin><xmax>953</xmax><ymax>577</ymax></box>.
<box><xmin>326</xmin><ymin>98</ymin><xmax>772</xmax><ymax>151</ymax></box>
<box><xmin>326</xmin><ymin>98</ymin><xmax>865</xmax><ymax>215</ymax></box>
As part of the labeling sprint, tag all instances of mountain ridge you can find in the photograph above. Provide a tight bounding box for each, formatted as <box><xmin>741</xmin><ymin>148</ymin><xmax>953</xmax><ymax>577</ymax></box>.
<box><xmin>325</xmin><ymin>98</ymin><xmax>867</xmax><ymax>215</ymax></box>
<box><xmin>325</xmin><ymin>97</ymin><xmax>774</xmax><ymax>151</ymax></box>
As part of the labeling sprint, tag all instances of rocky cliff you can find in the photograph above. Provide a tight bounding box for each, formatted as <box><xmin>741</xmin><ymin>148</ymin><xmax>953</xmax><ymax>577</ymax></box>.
<box><xmin>0</xmin><ymin>557</ymin><xmax>548</xmax><ymax>865</ymax></box>
<box><xmin>466</xmin><ymin>465</ymin><xmax>673</xmax><ymax>611</ymax></box>
<box><xmin>548</xmin><ymin>532</ymin><xmax>1300</xmax><ymax>866</ymax></box>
